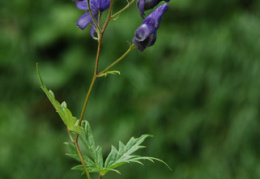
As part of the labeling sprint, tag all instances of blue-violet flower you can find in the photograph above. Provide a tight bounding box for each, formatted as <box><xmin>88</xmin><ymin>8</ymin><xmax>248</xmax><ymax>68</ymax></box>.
<box><xmin>76</xmin><ymin>0</ymin><xmax>110</xmax><ymax>37</ymax></box>
<box><xmin>137</xmin><ymin>0</ymin><xmax>170</xmax><ymax>18</ymax></box>
<box><xmin>133</xmin><ymin>3</ymin><xmax>168</xmax><ymax>52</ymax></box>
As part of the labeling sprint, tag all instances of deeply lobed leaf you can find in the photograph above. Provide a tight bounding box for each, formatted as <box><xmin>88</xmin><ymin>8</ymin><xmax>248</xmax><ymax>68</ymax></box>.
<box><xmin>66</xmin><ymin>131</ymin><xmax>170</xmax><ymax>176</ymax></box>
<box><xmin>100</xmin><ymin>134</ymin><xmax>171</xmax><ymax>175</ymax></box>
<box><xmin>65</xmin><ymin>121</ymin><xmax>104</xmax><ymax>174</ymax></box>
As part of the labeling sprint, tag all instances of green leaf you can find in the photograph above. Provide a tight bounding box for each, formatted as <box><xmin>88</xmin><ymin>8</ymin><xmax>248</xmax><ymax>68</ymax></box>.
<box><xmin>96</xmin><ymin>146</ymin><xmax>104</xmax><ymax>169</ymax></box>
<box><xmin>65</xmin><ymin>131</ymin><xmax>170</xmax><ymax>176</ymax></box>
<box><xmin>36</xmin><ymin>63</ymin><xmax>83</xmax><ymax>135</ymax></box>
<box><xmin>104</xmin><ymin>135</ymin><xmax>149</xmax><ymax>169</ymax></box>
<box><xmin>71</xmin><ymin>165</ymin><xmax>103</xmax><ymax>174</ymax></box>
<box><xmin>65</xmin><ymin>121</ymin><xmax>104</xmax><ymax>174</ymax></box>
<box><xmin>80</xmin><ymin>121</ymin><xmax>104</xmax><ymax>169</ymax></box>
<box><xmin>101</xmin><ymin>135</ymin><xmax>171</xmax><ymax>175</ymax></box>
<box><xmin>80</xmin><ymin>121</ymin><xmax>96</xmax><ymax>159</ymax></box>
<box><xmin>97</xmin><ymin>70</ymin><xmax>120</xmax><ymax>77</ymax></box>
<box><xmin>64</xmin><ymin>142</ymin><xmax>96</xmax><ymax>167</ymax></box>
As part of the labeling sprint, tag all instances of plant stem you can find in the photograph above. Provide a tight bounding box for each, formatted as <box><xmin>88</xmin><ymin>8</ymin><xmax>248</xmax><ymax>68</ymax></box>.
<box><xmin>72</xmin><ymin>2</ymin><xmax>135</xmax><ymax>179</ymax></box>
<box><xmin>111</xmin><ymin>0</ymin><xmax>135</xmax><ymax>19</ymax></box>
<box><xmin>73</xmin><ymin>2</ymin><xmax>105</xmax><ymax>176</ymax></box>
<box><xmin>76</xmin><ymin>0</ymin><xmax>110</xmax><ymax>144</ymax></box>
<box><xmin>67</xmin><ymin>129</ymin><xmax>92</xmax><ymax>179</ymax></box>
<box><xmin>102</xmin><ymin>0</ymin><xmax>114</xmax><ymax>33</ymax></box>
<box><xmin>67</xmin><ymin>128</ymin><xmax>74</xmax><ymax>142</ymax></box>
<box><xmin>87</xmin><ymin>0</ymin><xmax>101</xmax><ymax>33</ymax></box>
<box><xmin>78</xmin><ymin>75</ymin><xmax>97</xmax><ymax>129</ymax></box>
<box><xmin>95</xmin><ymin>39</ymin><xmax>102</xmax><ymax>75</ymax></box>
<box><xmin>71</xmin><ymin>78</ymin><xmax>95</xmax><ymax>179</ymax></box>
<box><xmin>98</xmin><ymin>44</ymin><xmax>135</xmax><ymax>76</ymax></box>
<box><xmin>74</xmin><ymin>73</ymin><xmax>97</xmax><ymax>179</ymax></box>
<box><xmin>74</xmin><ymin>141</ymin><xmax>92</xmax><ymax>179</ymax></box>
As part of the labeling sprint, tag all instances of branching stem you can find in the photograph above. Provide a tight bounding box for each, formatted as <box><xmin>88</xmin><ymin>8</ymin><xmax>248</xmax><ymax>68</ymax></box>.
<box><xmin>67</xmin><ymin>129</ymin><xmax>91</xmax><ymax>179</ymax></box>
<box><xmin>87</xmin><ymin>0</ymin><xmax>101</xmax><ymax>33</ymax></box>
<box><xmin>98</xmin><ymin>44</ymin><xmax>135</xmax><ymax>76</ymax></box>
<box><xmin>102</xmin><ymin>0</ymin><xmax>114</xmax><ymax>33</ymax></box>
<box><xmin>71</xmin><ymin>1</ymin><xmax>136</xmax><ymax>179</ymax></box>
<box><xmin>77</xmin><ymin>75</ymin><xmax>97</xmax><ymax>131</ymax></box>
<box><xmin>76</xmin><ymin>0</ymin><xmax>115</xmax><ymax>130</ymax></box>
<box><xmin>74</xmin><ymin>141</ymin><xmax>92</xmax><ymax>179</ymax></box>
<box><xmin>111</xmin><ymin>0</ymin><xmax>135</xmax><ymax>19</ymax></box>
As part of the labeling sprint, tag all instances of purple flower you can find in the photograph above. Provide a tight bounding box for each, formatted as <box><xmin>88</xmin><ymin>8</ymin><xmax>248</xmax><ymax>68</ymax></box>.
<box><xmin>76</xmin><ymin>0</ymin><xmax>110</xmax><ymax>37</ymax></box>
<box><xmin>133</xmin><ymin>3</ymin><xmax>168</xmax><ymax>52</ymax></box>
<box><xmin>137</xmin><ymin>0</ymin><xmax>170</xmax><ymax>18</ymax></box>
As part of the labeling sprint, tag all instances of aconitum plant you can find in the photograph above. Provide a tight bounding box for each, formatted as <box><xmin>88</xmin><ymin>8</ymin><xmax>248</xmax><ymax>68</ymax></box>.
<box><xmin>37</xmin><ymin>0</ymin><xmax>171</xmax><ymax>178</ymax></box>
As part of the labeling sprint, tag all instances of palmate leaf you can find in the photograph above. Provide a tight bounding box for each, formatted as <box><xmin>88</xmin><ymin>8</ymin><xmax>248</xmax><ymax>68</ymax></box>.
<box><xmin>66</xmin><ymin>129</ymin><xmax>170</xmax><ymax>176</ymax></box>
<box><xmin>80</xmin><ymin>121</ymin><xmax>104</xmax><ymax>170</ymax></box>
<box><xmin>37</xmin><ymin>64</ymin><xmax>83</xmax><ymax>135</ymax></box>
<box><xmin>64</xmin><ymin>142</ymin><xmax>103</xmax><ymax>174</ymax></box>
<box><xmin>65</xmin><ymin>121</ymin><xmax>104</xmax><ymax>174</ymax></box>
<box><xmin>101</xmin><ymin>135</ymin><xmax>171</xmax><ymax>175</ymax></box>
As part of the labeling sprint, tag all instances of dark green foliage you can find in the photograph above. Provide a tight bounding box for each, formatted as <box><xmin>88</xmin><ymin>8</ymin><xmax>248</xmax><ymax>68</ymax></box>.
<box><xmin>1</xmin><ymin>0</ymin><xmax>260</xmax><ymax>179</ymax></box>
<box><xmin>65</xmin><ymin>121</ymin><xmax>168</xmax><ymax>176</ymax></box>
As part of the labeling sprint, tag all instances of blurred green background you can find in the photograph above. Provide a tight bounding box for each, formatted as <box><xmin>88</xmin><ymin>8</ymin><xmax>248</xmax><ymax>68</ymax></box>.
<box><xmin>1</xmin><ymin>0</ymin><xmax>260</xmax><ymax>178</ymax></box>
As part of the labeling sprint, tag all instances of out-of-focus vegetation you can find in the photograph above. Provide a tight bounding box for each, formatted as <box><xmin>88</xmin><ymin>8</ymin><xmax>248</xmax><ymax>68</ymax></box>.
<box><xmin>1</xmin><ymin>0</ymin><xmax>260</xmax><ymax>178</ymax></box>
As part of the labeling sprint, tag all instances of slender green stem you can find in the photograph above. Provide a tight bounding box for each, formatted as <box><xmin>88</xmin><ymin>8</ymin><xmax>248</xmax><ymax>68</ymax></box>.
<box><xmin>74</xmin><ymin>74</ymin><xmax>97</xmax><ymax>179</ymax></box>
<box><xmin>87</xmin><ymin>0</ymin><xmax>101</xmax><ymax>33</ymax></box>
<box><xmin>98</xmin><ymin>44</ymin><xmax>136</xmax><ymax>76</ymax></box>
<box><xmin>94</xmin><ymin>0</ymin><xmax>113</xmax><ymax>74</ymax></box>
<box><xmin>111</xmin><ymin>0</ymin><xmax>135</xmax><ymax>19</ymax></box>
<box><xmin>74</xmin><ymin>141</ymin><xmax>92</xmax><ymax>179</ymax></box>
<box><xmin>94</xmin><ymin>39</ymin><xmax>102</xmax><ymax>74</ymax></box>
<box><xmin>73</xmin><ymin>3</ymin><xmax>105</xmax><ymax>175</ymax></box>
<box><xmin>74</xmin><ymin>0</ymin><xmax>107</xmax><ymax>158</ymax></box>
<box><xmin>67</xmin><ymin>129</ymin><xmax>91</xmax><ymax>179</ymax></box>
<box><xmin>73</xmin><ymin>47</ymin><xmax>99</xmax><ymax>179</ymax></box>
<box><xmin>98</xmin><ymin>11</ymin><xmax>101</xmax><ymax>27</ymax></box>
<box><xmin>76</xmin><ymin>74</ymin><xmax>97</xmax><ymax>141</ymax></box>
<box><xmin>102</xmin><ymin>0</ymin><xmax>114</xmax><ymax>33</ymax></box>
<box><xmin>76</xmin><ymin>0</ymin><xmax>114</xmax><ymax>138</ymax></box>
<box><xmin>72</xmin><ymin>2</ymin><xmax>135</xmax><ymax>179</ymax></box>
<box><xmin>67</xmin><ymin>128</ymin><xmax>74</xmax><ymax>142</ymax></box>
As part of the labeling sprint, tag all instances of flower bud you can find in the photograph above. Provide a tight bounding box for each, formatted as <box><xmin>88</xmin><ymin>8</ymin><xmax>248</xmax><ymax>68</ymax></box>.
<box><xmin>133</xmin><ymin>3</ymin><xmax>168</xmax><ymax>51</ymax></box>
<box><xmin>137</xmin><ymin>0</ymin><xmax>170</xmax><ymax>18</ymax></box>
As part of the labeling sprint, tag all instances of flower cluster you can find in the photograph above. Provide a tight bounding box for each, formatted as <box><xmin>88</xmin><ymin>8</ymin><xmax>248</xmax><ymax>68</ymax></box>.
<box><xmin>75</xmin><ymin>0</ymin><xmax>110</xmax><ymax>37</ymax></box>
<box><xmin>75</xmin><ymin>0</ymin><xmax>169</xmax><ymax>51</ymax></box>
